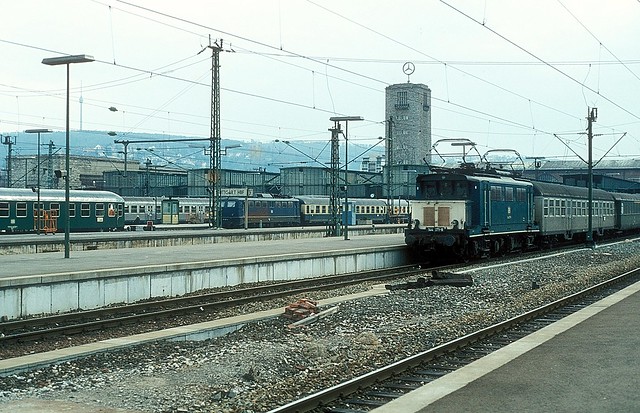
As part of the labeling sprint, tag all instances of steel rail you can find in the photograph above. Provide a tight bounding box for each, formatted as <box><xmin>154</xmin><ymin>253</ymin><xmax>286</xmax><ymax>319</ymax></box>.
<box><xmin>267</xmin><ymin>267</ymin><xmax>640</xmax><ymax>413</ymax></box>
<box><xmin>0</xmin><ymin>265</ymin><xmax>423</xmax><ymax>343</ymax></box>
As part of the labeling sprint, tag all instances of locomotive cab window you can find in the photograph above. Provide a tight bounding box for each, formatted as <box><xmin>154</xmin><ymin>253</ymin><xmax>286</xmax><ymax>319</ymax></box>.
<box><xmin>490</xmin><ymin>186</ymin><xmax>504</xmax><ymax>201</ymax></box>
<box><xmin>505</xmin><ymin>187</ymin><xmax>514</xmax><ymax>201</ymax></box>
<box><xmin>423</xmin><ymin>180</ymin><xmax>468</xmax><ymax>199</ymax></box>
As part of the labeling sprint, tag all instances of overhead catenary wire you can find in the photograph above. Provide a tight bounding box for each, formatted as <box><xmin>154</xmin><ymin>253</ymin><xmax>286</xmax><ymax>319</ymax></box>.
<box><xmin>109</xmin><ymin>0</ymin><xmax>586</xmax><ymax>133</ymax></box>
<box><xmin>556</xmin><ymin>0</ymin><xmax>640</xmax><ymax>84</ymax></box>
<box><xmin>439</xmin><ymin>0</ymin><xmax>640</xmax><ymax>121</ymax></box>
<box><xmin>1</xmin><ymin>2</ymin><xmax>637</xmax><ymax>161</ymax></box>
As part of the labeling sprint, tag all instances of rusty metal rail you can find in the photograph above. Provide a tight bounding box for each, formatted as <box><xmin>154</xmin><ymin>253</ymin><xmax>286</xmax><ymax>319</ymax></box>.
<box><xmin>267</xmin><ymin>267</ymin><xmax>640</xmax><ymax>413</ymax></box>
<box><xmin>0</xmin><ymin>265</ymin><xmax>424</xmax><ymax>344</ymax></box>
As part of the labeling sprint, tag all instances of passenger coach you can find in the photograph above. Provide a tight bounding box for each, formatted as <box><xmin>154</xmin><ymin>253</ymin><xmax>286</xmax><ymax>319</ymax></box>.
<box><xmin>0</xmin><ymin>188</ymin><xmax>125</xmax><ymax>233</ymax></box>
<box><xmin>612</xmin><ymin>192</ymin><xmax>640</xmax><ymax>231</ymax></box>
<box><xmin>531</xmin><ymin>181</ymin><xmax>615</xmax><ymax>242</ymax></box>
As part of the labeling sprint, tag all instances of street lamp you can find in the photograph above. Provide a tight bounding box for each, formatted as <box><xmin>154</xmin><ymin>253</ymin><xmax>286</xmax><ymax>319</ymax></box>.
<box><xmin>330</xmin><ymin>116</ymin><xmax>364</xmax><ymax>240</ymax></box>
<box><xmin>25</xmin><ymin>129</ymin><xmax>52</xmax><ymax>235</ymax></box>
<box><xmin>42</xmin><ymin>54</ymin><xmax>94</xmax><ymax>258</ymax></box>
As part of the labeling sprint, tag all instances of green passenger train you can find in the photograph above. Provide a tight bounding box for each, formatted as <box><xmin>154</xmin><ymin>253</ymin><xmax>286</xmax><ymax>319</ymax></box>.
<box><xmin>0</xmin><ymin>188</ymin><xmax>125</xmax><ymax>233</ymax></box>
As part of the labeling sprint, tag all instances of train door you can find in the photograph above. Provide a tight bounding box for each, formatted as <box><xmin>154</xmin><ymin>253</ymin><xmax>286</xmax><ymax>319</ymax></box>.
<box><xmin>342</xmin><ymin>200</ymin><xmax>355</xmax><ymax>225</ymax></box>
<box><xmin>483</xmin><ymin>183</ymin><xmax>490</xmax><ymax>227</ymax></box>
<box><xmin>161</xmin><ymin>199</ymin><xmax>179</xmax><ymax>224</ymax></box>
<box><xmin>566</xmin><ymin>199</ymin><xmax>573</xmax><ymax>235</ymax></box>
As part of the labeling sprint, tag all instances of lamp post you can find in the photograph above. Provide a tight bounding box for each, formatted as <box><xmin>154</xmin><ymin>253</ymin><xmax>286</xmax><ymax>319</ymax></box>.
<box><xmin>330</xmin><ymin>116</ymin><xmax>363</xmax><ymax>240</ymax></box>
<box><xmin>25</xmin><ymin>129</ymin><xmax>52</xmax><ymax>235</ymax></box>
<box><xmin>42</xmin><ymin>54</ymin><xmax>94</xmax><ymax>258</ymax></box>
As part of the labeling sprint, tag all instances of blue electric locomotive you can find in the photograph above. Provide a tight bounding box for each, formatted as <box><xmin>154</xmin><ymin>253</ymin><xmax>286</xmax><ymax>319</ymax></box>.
<box><xmin>405</xmin><ymin>171</ymin><xmax>538</xmax><ymax>259</ymax></box>
<box><xmin>220</xmin><ymin>196</ymin><xmax>300</xmax><ymax>228</ymax></box>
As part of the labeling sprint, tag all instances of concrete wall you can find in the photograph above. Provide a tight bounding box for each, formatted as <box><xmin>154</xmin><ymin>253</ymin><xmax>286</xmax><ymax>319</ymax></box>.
<box><xmin>0</xmin><ymin>245</ymin><xmax>409</xmax><ymax>320</ymax></box>
<box><xmin>0</xmin><ymin>224</ymin><xmax>406</xmax><ymax>255</ymax></box>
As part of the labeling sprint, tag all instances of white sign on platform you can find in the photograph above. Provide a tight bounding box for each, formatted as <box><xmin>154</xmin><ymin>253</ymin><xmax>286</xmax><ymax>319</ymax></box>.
<box><xmin>220</xmin><ymin>188</ymin><xmax>253</xmax><ymax>197</ymax></box>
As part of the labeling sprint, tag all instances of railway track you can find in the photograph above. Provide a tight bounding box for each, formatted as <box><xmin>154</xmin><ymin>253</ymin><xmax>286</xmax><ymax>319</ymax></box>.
<box><xmin>267</xmin><ymin>266</ymin><xmax>640</xmax><ymax>413</ymax></box>
<box><xmin>0</xmin><ymin>239</ymin><xmax>625</xmax><ymax>346</ymax></box>
<box><xmin>0</xmin><ymin>265</ymin><xmax>424</xmax><ymax>344</ymax></box>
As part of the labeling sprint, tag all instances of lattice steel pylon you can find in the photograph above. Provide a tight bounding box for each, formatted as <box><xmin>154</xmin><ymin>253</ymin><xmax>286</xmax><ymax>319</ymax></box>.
<box><xmin>328</xmin><ymin>124</ymin><xmax>341</xmax><ymax>237</ymax></box>
<box><xmin>201</xmin><ymin>37</ymin><xmax>223</xmax><ymax>228</ymax></box>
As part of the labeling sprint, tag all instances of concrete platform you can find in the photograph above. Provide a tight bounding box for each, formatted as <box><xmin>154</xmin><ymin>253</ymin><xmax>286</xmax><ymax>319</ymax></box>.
<box><xmin>0</xmin><ymin>224</ymin><xmax>405</xmax><ymax>255</ymax></box>
<box><xmin>0</xmin><ymin>285</ymin><xmax>390</xmax><ymax>378</ymax></box>
<box><xmin>0</xmin><ymin>233</ymin><xmax>408</xmax><ymax>319</ymax></box>
<box><xmin>372</xmin><ymin>280</ymin><xmax>640</xmax><ymax>413</ymax></box>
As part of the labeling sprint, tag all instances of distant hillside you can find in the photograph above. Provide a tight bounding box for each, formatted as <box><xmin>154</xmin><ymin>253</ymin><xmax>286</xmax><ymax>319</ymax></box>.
<box><xmin>1</xmin><ymin>130</ymin><xmax>385</xmax><ymax>173</ymax></box>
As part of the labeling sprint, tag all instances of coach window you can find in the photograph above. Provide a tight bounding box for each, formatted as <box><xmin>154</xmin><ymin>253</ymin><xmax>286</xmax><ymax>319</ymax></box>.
<box><xmin>33</xmin><ymin>203</ymin><xmax>44</xmax><ymax>216</ymax></box>
<box><xmin>81</xmin><ymin>203</ymin><xmax>91</xmax><ymax>217</ymax></box>
<box><xmin>543</xmin><ymin>199</ymin><xmax>549</xmax><ymax>216</ymax></box>
<box><xmin>50</xmin><ymin>203</ymin><xmax>60</xmax><ymax>217</ymax></box>
<box><xmin>560</xmin><ymin>200</ymin><xmax>566</xmax><ymax>216</ymax></box>
<box><xmin>554</xmin><ymin>199</ymin><xmax>561</xmax><ymax>216</ymax></box>
<box><xmin>0</xmin><ymin>202</ymin><xmax>9</xmax><ymax>218</ymax></box>
<box><xmin>69</xmin><ymin>203</ymin><xmax>76</xmax><ymax>218</ymax></box>
<box><xmin>16</xmin><ymin>202</ymin><xmax>27</xmax><ymax>218</ymax></box>
<box><xmin>96</xmin><ymin>203</ymin><xmax>105</xmax><ymax>217</ymax></box>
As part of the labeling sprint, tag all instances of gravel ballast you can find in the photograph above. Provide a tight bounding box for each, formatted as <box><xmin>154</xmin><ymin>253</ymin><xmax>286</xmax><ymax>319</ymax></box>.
<box><xmin>1</xmin><ymin>240</ymin><xmax>639</xmax><ymax>413</ymax></box>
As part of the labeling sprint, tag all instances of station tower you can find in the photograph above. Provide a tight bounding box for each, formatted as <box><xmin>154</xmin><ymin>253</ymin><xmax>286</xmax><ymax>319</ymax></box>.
<box><xmin>384</xmin><ymin>82</ymin><xmax>432</xmax><ymax>165</ymax></box>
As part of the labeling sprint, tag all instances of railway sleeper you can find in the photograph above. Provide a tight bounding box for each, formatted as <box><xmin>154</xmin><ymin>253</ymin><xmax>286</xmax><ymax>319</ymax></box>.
<box><xmin>341</xmin><ymin>398</ymin><xmax>385</xmax><ymax>407</ymax></box>
<box><xmin>385</xmin><ymin>272</ymin><xmax>473</xmax><ymax>290</ymax></box>
<box><xmin>364</xmin><ymin>391</ymin><xmax>404</xmax><ymax>400</ymax></box>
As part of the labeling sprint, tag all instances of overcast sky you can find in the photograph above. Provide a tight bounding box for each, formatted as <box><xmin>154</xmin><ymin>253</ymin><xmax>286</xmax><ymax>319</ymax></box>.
<box><xmin>2</xmin><ymin>0</ymin><xmax>639</xmax><ymax>167</ymax></box>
